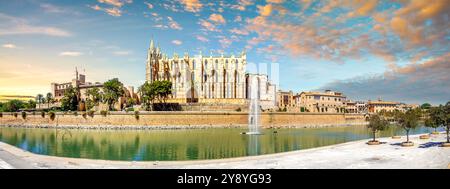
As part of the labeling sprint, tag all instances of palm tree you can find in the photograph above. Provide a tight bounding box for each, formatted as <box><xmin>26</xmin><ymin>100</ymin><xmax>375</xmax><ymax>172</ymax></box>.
<box><xmin>46</xmin><ymin>92</ymin><xmax>53</xmax><ymax>109</ymax></box>
<box><xmin>367</xmin><ymin>114</ymin><xmax>389</xmax><ymax>144</ymax></box>
<box><xmin>36</xmin><ymin>94</ymin><xmax>43</xmax><ymax>109</ymax></box>
<box><xmin>86</xmin><ymin>88</ymin><xmax>102</xmax><ymax>110</ymax></box>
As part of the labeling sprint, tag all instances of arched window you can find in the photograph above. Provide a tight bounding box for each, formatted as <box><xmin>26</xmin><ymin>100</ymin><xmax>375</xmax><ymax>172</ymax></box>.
<box><xmin>193</xmin><ymin>60</ymin><xmax>196</xmax><ymax>70</ymax></box>
<box><xmin>204</xmin><ymin>60</ymin><xmax>208</xmax><ymax>69</ymax></box>
<box><xmin>215</xmin><ymin>60</ymin><xmax>218</xmax><ymax>69</ymax></box>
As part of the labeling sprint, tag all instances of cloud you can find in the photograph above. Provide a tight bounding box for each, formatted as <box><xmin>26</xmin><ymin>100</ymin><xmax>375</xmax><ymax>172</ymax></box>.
<box><xmin>229</xmin><ymin>28</ymin><xmax>249</xmax><ymax>35</ymax></box>
<box><xmin>319</xmin><ymin>53</ymin><xmax>450</xmax><ymax>105</ymax></box>
<box><xmin>231</xmin><ymin>0</ymin><xmax>254</xmax><ymax>11</ymax></box>
<box><xmin>218</xmin><ymin>37</ymin><xmax>232</xmax><ymax>49</ymax></box>
<box><xmin>144</xmin><ymin>2</ymin><xmax>153</xmax><ymax>9</ymax></box>
<box><xmin>104</xmin><ymin>7</ymin><xmax>122</xmax><ymax>16</ymax></box>
<box><xmin>59</xmin><ymin>51</ymin><xmax>82</xmax><ymax>57</ymax></box>
<box><xmin>244</xmin><ymin>0</ymin><xmax>449</xmax><ymax>66</ymax></box>
<box><xmin>258</xmin><ymin>4</ymin><xmax>273</xmax><ymax>17</ymax></box>
<box><xmin>209</xmin><ymin>14</ymin><xmax>226</xmax><ymax>24</ymax></box>
<box><xmin>234</xmin><ymin>16</ymin><xmax>242</xmax><ymax>22</ymax></box>
<box><xmin>0</xmin><ymin>13</ymin><xmax>71</xmax><ymax>37</ymax></box>
<box><xmin>178</xmin><ymin>0</ymin><xmax>203</xmax><ymax>12</ymax></box>
<box><xmin>98</xmin><ymin>0</ymin><xmax>132</xmax><ymax>8</ymax></box>
<box><xmin>40</xmin><ymin>3</ymin><xmax>64</xmax><ymax>13</ymax></box>
<box><xmin>196</xmin><ymin>35</ymin><xmax>209</xmax><ymax>42</ymax></box>
<box><xmin>113</xmin><ymin>51</ymin><xmax>131</xmax><ymax>56</ymax></box>
<box><xmin>2</xmin><ymin>44</ymin><xmax>17</xmax><ymax>49</ymax></box>
<box><xmin>167</xmin><ymin>16</ymin><xmax>183</xmax><ymax>30</ymax></box>
<box><xmin>90</xmin><ymin>0</ymin><xmax>132</xmax><ymax>17</ymax></box>
<box><xmin>198</xmin><ymin>19</ymin><xmax>220</xmax><ymax>32</ymax></box>
<box><xmin>172</xmin><ymin>40</ymin><xmax>182</xmax><ymax>45</ymax></box>
<box><xmin>267</xmin><ymin>0</ymin><xmax>284</xmax><ymax>4</ymax></box>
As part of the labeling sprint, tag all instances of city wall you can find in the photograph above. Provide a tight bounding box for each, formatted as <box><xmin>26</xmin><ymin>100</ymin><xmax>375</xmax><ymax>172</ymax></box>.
<box><xmin>0</xmin><ymin>112</ymin><xmax>367</xmax><ymax>129</ymax></box>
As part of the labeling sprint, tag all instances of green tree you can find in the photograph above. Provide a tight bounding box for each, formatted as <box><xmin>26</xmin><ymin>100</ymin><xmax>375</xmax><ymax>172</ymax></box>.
<box><xmin>138</xmin><ymin>80</ymin><xmax>173</xmax><ymax>110</ymax></box>
<box><xmin>424</xmin><ymin>106</ymin><xmax>445</xmax><ymax>133</ymax></box>
<box><xmin>46</xmin><ymin>92</ymin><xmax>53</xmax><ymax>108</ymax></box>
<box><xmin>86</xmin><ymin>88</ymin><xmax>102</xmax><ymax>110</ymax></box>
<box><xmin>61</xmin><ymin>86</ymin><xmax>79</xmax><ymax>111</ymax></box>
<box><xmin>103</xmin><ymin>78</ymin><xmax>124</xmax><ymax>111</ymax></box>
<box><xmin>126</xmin><ymin>97</ymin><xmax>136</xmax><ymax>108</ymax></box>
<box><xmin>445</xmin><ymin>102</ymin><xmax>450</xmax><ymax>143</ymax></box>
<box><xmin>155</xmin><ymin>80</ymin><xmax>172</xmax><ymax>103</ymax></box>
<box><xmin>26</xmin><ymin>100</ymin><xmax>36</xmax><ymax>109</ymax></box>
<box><xmin>367</xmin><ymin>114</ymin><xmax>389</xmax><ymax>142</ymax></box>
<box><xmin>36</xmin><ymin>94</ymin><xmax>44</xmax><ymax>109</ymax></box>
<box><xmin>397</xmin><ymin>109</ymin><xmax>421</xmax><ymax>143</ymax></box>
<box><xmin>138</xmin><ymin>81</ymin><xmax>156</xmax><ymax>111</ymax></box>
<box><xmin>421</xmin><ymin>103</ymin><xmax>431</xmax><ymax>110</ymax></box>
<box><xmin>3</xmin><ymin>100</ymin><xmax>25</xmax><ymax>112</ymax></box>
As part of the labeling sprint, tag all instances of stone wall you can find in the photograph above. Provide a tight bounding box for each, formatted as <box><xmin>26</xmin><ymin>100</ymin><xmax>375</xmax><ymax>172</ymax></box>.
<box><xmin>0</xmin><ymin>112</ymin><xmax>367</xmax><ymax>128</ymax></box>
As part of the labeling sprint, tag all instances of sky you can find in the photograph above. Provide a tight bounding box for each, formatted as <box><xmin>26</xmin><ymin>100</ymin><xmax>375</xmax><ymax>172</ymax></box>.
<box><xmin>0</xmin><ymin>0</ymin><xmax>449</xmax><ymax>105</ymax></box>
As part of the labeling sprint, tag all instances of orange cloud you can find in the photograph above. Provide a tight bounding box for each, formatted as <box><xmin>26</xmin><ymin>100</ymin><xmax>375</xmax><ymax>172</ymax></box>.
<box><xmin>98</xmin><ymin>0</ymin><xmax>132</xmax><ymax>8</ymax></box>
<box><xmin>198</xmin><ymin>19</ymin><xmax>220</xmax><ymax>32</ymax></box>
<box><xmin>209</xmin><ymin>14</ymin><xmax>226</xmax><ymax>24</ymax></box>
<box><xmin>179</xmin><ymin>0</ymin><xmax>203</xmax><ymax>12</ymax></box>
<box><xmin>104</xmin><ymin>7</ymin><xmax>122</xmax><ymax>17</ymax></box>
<box><xmin>231</xmin><ymin>0</ymin><xmax>254</xmax><ymax>11</ymax></box>
<box><xmin>258</xmin><ymin>4</ymin><xmax>273</xmax><ymax>17</ymax></box>
<box><xmin>267</xmin><ymin>0</ymin><xmax>284</xmax><ymax>3</ymax></box>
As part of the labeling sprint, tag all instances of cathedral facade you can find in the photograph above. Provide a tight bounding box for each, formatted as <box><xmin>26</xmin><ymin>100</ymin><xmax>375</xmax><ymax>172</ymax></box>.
<box><xmin>145</xmin><ymin>40</ymin><xmax>248</xmax><ymax>104</ymax></box>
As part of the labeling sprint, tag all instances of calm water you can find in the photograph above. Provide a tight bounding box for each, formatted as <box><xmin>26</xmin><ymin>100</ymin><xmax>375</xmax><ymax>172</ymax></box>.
<box><xmin>0</xmin><ymin>125</ymin><xmax>434</xmax><ymax>161</ymax></box>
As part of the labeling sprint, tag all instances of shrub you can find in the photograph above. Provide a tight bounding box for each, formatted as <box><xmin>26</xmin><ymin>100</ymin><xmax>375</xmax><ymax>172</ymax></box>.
<box><xmin>73</xmin><ymin>111</ymin><xmax>78</xmax><ymax>116</ymax></box>
<box><xmin>126</xmin><ymin>107</ymin><xmax>134</xmax><ymax>113</ymax></box>
<box><xmin>0</xmin><ymin>112</ymin><xmax>2</xmax><ymax>118</ymax></box>
<box><xmin>48</xmin><ymin>111</ymin><xmax>56</xmax><ymax>121</ymax></box>
<box><xmin>88</xmin><ymin>110</ymin><xmax>95</xmax><ymax>118</ymax></box>
<box><xmin>236</xmin><ymin>107</ymin><xmax>242</xmax><ymax>112</ymax></box>
<box><xmin>13</xmin><ymin>112</ymin><xmax>18</xmax><ymax>118</ymax></box>
<box><xmin>32</xmin><ymin>111</ymin><xmax>36</xmax><ymax>116</ymax></box>
<box><xmin>134</xmin><ymin>111</ymin><xmax>140</xmax><ymax>120</ymax></box>
<box><xmin>100</xmin><ymin>110</ymin><xmax>108</xmax><ymax>117</ymax></box>
<box><xmin>41</xmin><ymin>111</ymin><xmax>45</xmax><ymax>118</ymax></box>
<box><xmin>82</xmin><ymin>112</ymin><xmax>87</xmax><ymax>119</ymax></box>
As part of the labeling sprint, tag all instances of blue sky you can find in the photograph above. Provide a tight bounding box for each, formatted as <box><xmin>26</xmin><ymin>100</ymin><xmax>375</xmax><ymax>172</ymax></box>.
<box><xmin>0</xmin><ymin>0</ymin><xmax>449</xmax><ymax>105</ymax></box>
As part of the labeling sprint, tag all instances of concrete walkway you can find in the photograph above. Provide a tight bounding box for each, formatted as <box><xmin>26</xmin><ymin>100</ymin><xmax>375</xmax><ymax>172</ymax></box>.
<box><xmin>0</xmin><ymin>133</ymin><xmax>449</xmax><ymax>169</ymax></box>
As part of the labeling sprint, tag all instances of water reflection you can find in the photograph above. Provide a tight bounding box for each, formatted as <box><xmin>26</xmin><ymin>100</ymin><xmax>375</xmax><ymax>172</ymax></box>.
<box><xmin>247</xmin><ymin>134</ymin><xmax>260</xmax><ymax>156</ymax></box>
<box><xmin>0</xmin><ymin>125</ymin><xmax>437</xmax><ymax>161</ymax></box>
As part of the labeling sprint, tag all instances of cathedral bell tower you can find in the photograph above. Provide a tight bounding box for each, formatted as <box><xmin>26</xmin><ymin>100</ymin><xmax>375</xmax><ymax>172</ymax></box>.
<box><xmin>146</xmin><ymin>39</ymin><xmax>161</xmax><ymax>82</ymax></box>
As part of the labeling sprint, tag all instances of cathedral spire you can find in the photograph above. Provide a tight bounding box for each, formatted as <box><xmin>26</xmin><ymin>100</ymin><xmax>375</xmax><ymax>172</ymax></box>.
<box><xmin>149</xmin><ymin>38</ymin><xmax>154</xmax><ymax>50</ymax></box>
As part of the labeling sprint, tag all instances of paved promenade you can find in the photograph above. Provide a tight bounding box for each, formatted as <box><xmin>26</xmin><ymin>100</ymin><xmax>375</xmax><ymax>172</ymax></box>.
<box><xmin>0</xmin><ymin>133</ymin><xmax>449</xmax><ymax>169</ymax></box>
